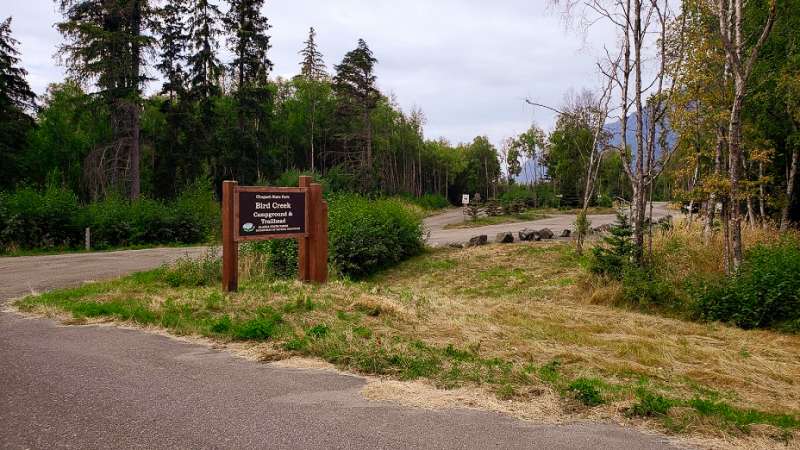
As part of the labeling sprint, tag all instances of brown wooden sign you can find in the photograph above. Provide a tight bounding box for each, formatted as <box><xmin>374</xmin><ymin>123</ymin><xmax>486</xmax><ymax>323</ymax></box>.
<box><xmin>222</xmin><ymin>177</ymin><xmax>328</xmax><ymax>292</ymax></box>
<box><xmin>234</xmin><ymin>188</ymin><xmax>308</xmax><ymax>240</ymax></box>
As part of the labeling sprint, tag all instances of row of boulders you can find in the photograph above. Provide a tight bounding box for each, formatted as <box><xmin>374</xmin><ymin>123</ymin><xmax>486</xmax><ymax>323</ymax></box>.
<box><xmin>453</xmin><ymin>215</ymin><xmax>673</xmax><ymax>249</ymax></box>
<box><xmin>458</xmin><ymin>228</ymin><xmax>572</xmax><ymax>248</ymax></box>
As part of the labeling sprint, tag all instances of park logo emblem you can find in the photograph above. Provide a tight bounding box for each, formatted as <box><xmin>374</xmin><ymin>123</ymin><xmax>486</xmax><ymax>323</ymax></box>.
<box><xmin>242</xmin><ymin>222</ymin><xmax>255</xmax><ymax>233</ymax></box>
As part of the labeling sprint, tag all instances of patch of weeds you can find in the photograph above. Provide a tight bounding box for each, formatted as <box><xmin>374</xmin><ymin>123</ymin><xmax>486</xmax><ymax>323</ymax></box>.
<box><xmin>283</xmin><ymin>335</ymin><xmax>308</xmax><ymax>351</ymax></box>
<box><xmin>306</xmin><ymin>323</ymin><xmax>329</xmax><ymax>338</ymax></box>
<box><xmin>567</xmin><ymin>377</ymin><xmax>605</xmax><ymax>406</ymax></box>
<box><xmin>160</xmin><ymin>251</ymin><xmax>220</xmax><ymax>287</ymax></box>
<box><xmin>282</xmin><ymin>294</ymin><xmax>316</xmax><ymax>313</ymax></box>
<box><xmin>209</xmin><ymin>315</ymin><xmax>233</xmax><ymax>334</ymax></box>
<box><xmin>688</xmin><ymin>398</ymin><xmax>800</xmax><ymax>431</ymax></box>
<box><xmin>497</xmin><ymin>383</ymin><xmax>516</xmax><ymax>400</ymax></box>
<box><xmin>538</xmin><ymin>359</ymin><xmax>562</xmax><ymax>384</ymax></box>
<box><xmin>352</xmin><ymin>325</ymin><xmax>372</xmax><ymax>339</ymax></box>
<box><xmin>70</xmin><ymin>299</ymin><xmax>157</xmax><ymax>325</ymax></box>
<box><xmin>232</xmin><ymin>307</ymin><xmax>283</xmax><ymax>340</ymax></box>
<box><xmin>204</xmin><ymin>292</ymin><xmax>224</xmax><ymax>311</ymax></box>
<box><xmin>336</xmin><ymin>310</ymin><xmax>356</xmax><ymax>321</ymax></box>
<box><xmin>515</xmin><ymin>245</ymin><xmax>557</xmax><ymax>257</ymax></box>
<box><xmin>629</xmin><ymin>388</ymin><xmax>675</xmax><ymax>417</ymax></box>
<box><xmin>443</xmin><ymin>343</ymin><xmax>476</xmax><ymax>361</ymax></box>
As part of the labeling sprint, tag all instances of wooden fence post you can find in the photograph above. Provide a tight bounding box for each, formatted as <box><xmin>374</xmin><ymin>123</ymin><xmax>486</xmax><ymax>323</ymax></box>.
<box><xmin>298</xmin><ymin>176</ymin><xmax>311</xmax><ymax>282</ymax></box>
<box><xmin>297</xmin><ymin>176</ymin><xmax>328</xmax><ymax>283</ymax></box>
<box><xmin>222</xmin><ymin>180</ymin><xmax>238</xmax><ymax>292</ymax></box>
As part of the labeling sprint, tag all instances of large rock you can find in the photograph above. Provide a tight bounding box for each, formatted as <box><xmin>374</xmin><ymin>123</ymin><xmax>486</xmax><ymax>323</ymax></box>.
<box><xmin>538</xmin><ymin>228</ymin><xmax>554</xmax><ymax>240</ymax></box>
<box><xmin>518</xmin><ymin>228</ymin><xmax>539</xmax><ymax>241</ymax></box>
<box><xmin>560</xmin><ymin>229</ymin><xmax>571</xmax><ymax>238</ymax></box>
<box><xmin>495</xmin><ymin>232</ymin><xmax>514</xmax><ymax>243</ymax></box>
<box><xmin>593</xmin><ymin>223</ymin><xmax>612</xmax><ymax>234</ymax></box>
<box><xmin>466</xmin><ymin>235</ymin><xmax>488</xmax><ymax>247</ymax></box>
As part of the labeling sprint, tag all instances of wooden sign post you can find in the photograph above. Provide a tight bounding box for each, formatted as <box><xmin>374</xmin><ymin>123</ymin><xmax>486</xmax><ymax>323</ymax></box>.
<box><xmin>222</xmin><ymin>176</ymin><xmax>328</xmax><ymax>292</ymax></box>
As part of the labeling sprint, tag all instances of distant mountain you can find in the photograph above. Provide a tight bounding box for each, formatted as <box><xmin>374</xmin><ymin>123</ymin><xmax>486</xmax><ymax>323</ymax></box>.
<box><xmin>605</xmin><ymin>113</ymin><xmax>677</xmax><ymax>154</ymax></box>
<box><xmin>514</xmin><ymin>113</ymin><xmax>676</xmax><ymax>184</ymax></box>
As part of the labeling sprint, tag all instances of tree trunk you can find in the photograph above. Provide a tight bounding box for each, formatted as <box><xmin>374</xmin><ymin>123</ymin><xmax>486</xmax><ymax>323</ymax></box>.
<box><xmin>632</xmin><ymin>0</ymin><xmax>646</xmax><ymax>264</ymax></box>
<box><xmin>728</xmin><ymin>83</ymin><xmax>745</xmax><ymax>270</ymax></box>
<box><xmin>130</xmin><ymin>104</ymin><xmax>140</xmax><ymax>199</ymax></box>
<box><xmin>759</xmin><ymin>161</ymin><xmax>766</xmax><ymax>225</ymax></box>
<box><xmin>781</xmin><ymin>145</ymin><xmax>799</xmax><ymax>230</ymax></box>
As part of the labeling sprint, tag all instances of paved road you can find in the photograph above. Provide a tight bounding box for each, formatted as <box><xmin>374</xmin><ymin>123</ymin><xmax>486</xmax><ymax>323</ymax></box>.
<box><xmin>0</xmin><ymin>247</ymin><xmax>209</xmax><ymax>301</ymax></box>
<box><xmin>0</xmin><ymin>247</ymin><xmax>685</xmax><ymax>449</ymax></box>
<box><xmin>424</xmin><ymin>203</ymin><xmax>675</xmax><ymax>246</ymax></box>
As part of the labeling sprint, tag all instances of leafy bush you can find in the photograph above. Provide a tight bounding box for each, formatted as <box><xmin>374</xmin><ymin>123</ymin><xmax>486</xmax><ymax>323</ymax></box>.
<box><xmin>692</xmin><ymin>239</ymin><xmax>800</xmax><ymax>330</ymax></box>
<box><xmin>412</xmin><ymin>193</ymin><xmax>450</xmax><ymax>210</ymax></box>
<box><xmin>328</xmin><ymin>194</ymin><xmax>424</xmax><ymax>278</ymax></box>
<box><xmin>0</xmin><ymin>184</ymin><xmax>83</xmax><ymax>249</ymax></box>
<box><xmin>594</xmin><ymin>193</ymin><xmax>613</xmax><ymax>208</ymax></box>
<box><xmin>499</xmin><ymin>185</ymin><xmax>535</xmax><ymax>207</ymax></box>
<box><xmin>0</xmin><ymin>181</ymin><xmax>218</xmax><ymax>252</ymax></box>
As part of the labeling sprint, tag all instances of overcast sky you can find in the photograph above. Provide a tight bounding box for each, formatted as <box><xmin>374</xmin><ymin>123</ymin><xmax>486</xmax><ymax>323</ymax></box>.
<box><xmin>5</xmin><ymin>1</ymin><xmax>616</xmax><ymax>147</ymax></box>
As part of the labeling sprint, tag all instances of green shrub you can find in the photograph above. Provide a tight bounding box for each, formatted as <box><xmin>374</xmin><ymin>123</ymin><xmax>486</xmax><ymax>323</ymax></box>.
<box><xmin>499</xmin><ymin>185</ymin><xmax>535</xmax><ymax>207</ymax></box>
<box><xmin>0</xmin><ymin>185</ymin><xmax>83</xmax><ymax>249</ymax></box>
<box><xmin>328</xmin><ymin>194</ymin><xmax>423</xmax><ymax>278</ymax></box>
<box><xmin>594</xmin><ymin>194</ymin><xmax>613</xmax><ymax>208</ymax></box>
<box><xmin>0</xmin><ymin>181</ymin><xmax>217</xmax><ymax>252</ymax></box>
<box><xmin>622</xmin><ymin>266</ymin><xmax>677</xmax><ymax>308</ymax></box>
<box><xmin>417</xmin><ymin>193</ymin><xmax>449</xmax><ymax>210</ymax></box>
<box><xmin>692</xmin><ymin>239</ymin><xmax>800</xmax><ymax>330</ymax></box>
<box><xmin>567</xmin><ymin>378</ymin><xmax>605</xmax><ymax>406</ymax></box>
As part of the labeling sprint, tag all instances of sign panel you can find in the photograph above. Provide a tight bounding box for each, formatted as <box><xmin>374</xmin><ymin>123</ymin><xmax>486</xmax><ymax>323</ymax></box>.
<box><xmin>235</xmin><ymin>188</ymin><xmax>307</xmax><ymax>241</ymax></box>
<box><xmin>462</xmin><ymin>194</ymin><xmax>470</xmax><ymax>205</ymax></box>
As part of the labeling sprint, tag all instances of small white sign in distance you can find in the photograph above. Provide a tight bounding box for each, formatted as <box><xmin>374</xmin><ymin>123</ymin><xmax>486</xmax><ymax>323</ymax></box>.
<box><xmin>462</xmin><ymin>194</ymin><xmax>470</xmax><ymax>205</ymax></box>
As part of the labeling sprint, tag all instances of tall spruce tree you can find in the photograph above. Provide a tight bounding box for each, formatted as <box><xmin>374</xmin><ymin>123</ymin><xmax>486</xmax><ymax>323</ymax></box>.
<box><xmin>223</xmin><ymin>0</ymin><xmax>272</xmax><ymax>89</ymax></box>
<box><xmin>0</xmin><ymin>17</ymin><xmax>37</xmax><ymax>189</ymax></box>
<box><xmin>220</xmin><ymin>0</ymin><xmax>273</xmax><ymax>183</ymax></box>
<box><xmin>333</xmin><ymin>39</ymin><xmax>379</xmax><ymax>169</ymax></box>
<box><xmin>297</xmin><ymin>26</ymin><xmax>327</xmax><ymax>172</ymax></box>
<box><xmin>299</xmin><ymin>27</ymin><xmax>326</xmax><ymax>81</ymax></box>
<box><xmin>187</xmin><ymin>0</ymin><xmax>223</xmax><ymax>100</ymax></box>
<box><xmin>156</xmin><ymin>0</ymin><xmax>189</xmax><ymax>99</ymax></box>
<box><xmin>55</xmin><ymin>0</ymin><xmax>153</xmax><ymax>199</ymax></box>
